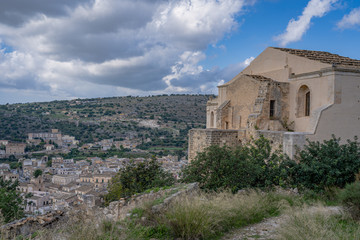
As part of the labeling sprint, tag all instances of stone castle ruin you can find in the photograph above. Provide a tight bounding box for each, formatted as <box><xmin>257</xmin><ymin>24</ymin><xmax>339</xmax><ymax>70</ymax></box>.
<box><xmin>189</xmin><ymin>47</ymin><xmax>360</xmax><ymax>160</ymax></box>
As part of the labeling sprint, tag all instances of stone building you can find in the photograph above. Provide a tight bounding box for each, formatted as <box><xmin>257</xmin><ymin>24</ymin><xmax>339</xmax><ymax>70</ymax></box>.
<box><xmin>189</xmin><ymin>47</ymin><xmax>360</xmax><ymax>160</ymax></box>
<box><xmin>52</xmin><ymin>175</ymin><xmax>79</xmax><ymax>185</ymax></box>
<box><xmin>28</xmin><ymin>129</ymin><xmax>62</xmax><ymax>143</ymax></box>
<box><xmin>6</xmin><ymin>143</ymin><xmax>26</xmax><ymax>155</ymax></box>
<box><xmin>79</xmin><ymin>173</ymin><xmax>115</xmax><ymax>188</ymax></box>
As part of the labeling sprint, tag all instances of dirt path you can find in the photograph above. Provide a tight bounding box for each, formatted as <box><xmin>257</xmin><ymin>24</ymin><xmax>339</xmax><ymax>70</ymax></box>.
<box><xmin>222</xmin><ymin>206</ymin><xmax>342</xmax><ymax>240</ymax></box>
<box><xmin>222</xmin><ymin>215</ymin><xmax>285</xmax><ymax>240</ymax></box>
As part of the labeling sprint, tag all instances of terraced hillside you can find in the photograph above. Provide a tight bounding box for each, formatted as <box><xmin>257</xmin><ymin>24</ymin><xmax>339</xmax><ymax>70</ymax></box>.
<box><xmin>0</xmin><ymin>94</ymin><xmax>211</xmax><ymax>152</ymax></box>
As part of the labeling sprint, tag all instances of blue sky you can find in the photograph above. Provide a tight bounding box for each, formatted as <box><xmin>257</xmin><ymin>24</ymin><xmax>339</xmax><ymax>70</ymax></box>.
<box><xmin>0</xmin><ymin>0</ymin><xmax>359</xmax><ymax>104</ymax></box>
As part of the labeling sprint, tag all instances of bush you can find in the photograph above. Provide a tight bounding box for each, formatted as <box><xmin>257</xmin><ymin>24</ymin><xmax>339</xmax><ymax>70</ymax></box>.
<box><xmin>105</xmin><ymin>158</ymin><xmax>175</xmax><ymax>204</ymax></box>
<box><xmin>339</xmin><ymin>181</ymin><xmax>360</xmax><ymax>219</ymax></box>
<box><xmin>182</xmin><ymin>136</ymin><xmax>285</xmax><ymax>192</ymax></box>
<box><xmin>285</xmin><ymin>136</ymin><xmax>360</xmax><ymax>192</ymax></box>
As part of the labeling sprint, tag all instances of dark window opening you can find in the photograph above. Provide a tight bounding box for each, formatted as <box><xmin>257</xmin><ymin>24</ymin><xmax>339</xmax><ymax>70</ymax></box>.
<box><xmin>270</xmin><ymin>100</ymin><xmax>275</xmax><ymax>117</ymax></box>
<box><xmin>305</xmin><ymin>92</ymin><xmax>310</xmax><ymax>116</ymax></box>
<box><xmin>210</xmin><ymin>111</ymin><xmax>215</xmax><ymax>128</ymax></box>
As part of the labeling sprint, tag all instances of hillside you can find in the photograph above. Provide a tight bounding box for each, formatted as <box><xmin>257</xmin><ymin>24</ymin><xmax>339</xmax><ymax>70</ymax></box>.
<box><xmin>0</xmin><ymin>94</ymin><xmax>211</xmax><ymax>153</ymax></box>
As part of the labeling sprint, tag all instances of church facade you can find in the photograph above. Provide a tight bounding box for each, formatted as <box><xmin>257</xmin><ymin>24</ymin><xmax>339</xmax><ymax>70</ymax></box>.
<box><xmin>189</xmin><ymin>47</ymin><xmax>360</xmax><ymax>160</ymax></box>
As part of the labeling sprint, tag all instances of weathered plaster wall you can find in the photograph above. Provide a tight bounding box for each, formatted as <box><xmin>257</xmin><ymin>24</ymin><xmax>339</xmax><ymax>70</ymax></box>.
<box><xmin>252</xmin><ymin>130</ymin><xmax>307</xmax><ymax>159</ymax></box>
<box><xmin>206</xmin><ymin>101</ymin><xmax>219</xmax><ymax>128</ymax></box>
<box><xmin>283</xmin><ymin>132</ymin><xmax>307</xmax><ymax>159</ymax></box>
<box><xmin>255</xmin><ymin>81</ymin><xmax>290</xmax><ymax>131</ymax></box>
<box><xmin>224</xmin><ymin>75</ymin><xmax>261</xmax><ymax>129</ymax></box>
<box><xmin>288</xmin><ymin>70</ymin><xmax>335</xmax><ymax>133</ymax></box>
<box><xmin>307</xmin><ymin>72</ymin><xmax>360</xmax><ymax>143</ymax></box>
<box><xmin>242</xmin><ymin>47</ymin><xmax>330</xmax><ymax>82</ymax></box>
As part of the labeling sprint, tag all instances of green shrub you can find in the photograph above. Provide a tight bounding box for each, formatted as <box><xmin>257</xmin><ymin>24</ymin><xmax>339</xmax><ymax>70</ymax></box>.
<box><xmin>182</xmin><ymin>136</ymin><xmax>285</xmax><ymax>192</ymax></box>
<box><xmin>285</xmin><ymin>136</ymin><xmax>360</xmax><ymax>192</ymax></box>
<box><xmin>339</xmin><ymin>181</ymin><xmax>360</xmax><ymax>219</ymax></box>
<box><xmin>105</xmin><ymin>158</ymin><xmax>175</xmax><ymax>204</ymax></box>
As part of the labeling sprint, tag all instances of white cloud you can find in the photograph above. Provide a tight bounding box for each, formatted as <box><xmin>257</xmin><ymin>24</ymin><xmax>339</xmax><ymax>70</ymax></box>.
<box><xmin>337</xmin><ymin>8</ymin><xmax>360</xmax><ymax>29</ymax></box>
<box><xmin>275</xmin><ymin>0</ymin><xmax>338</xmax><ymax>46</ymax></box>
<box><xmin>0</xmin><ymin>0</ymin><xmax>254</xmax><ymax>103</ymax></box>
<box><xmin>187</xmin><ymin>56</ymin><xmax>254</xmax><ymax>94</ymax></box>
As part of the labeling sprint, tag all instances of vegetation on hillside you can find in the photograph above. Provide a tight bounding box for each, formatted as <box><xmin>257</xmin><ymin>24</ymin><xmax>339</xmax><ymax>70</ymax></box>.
<box><xmin>105</xmin><ymin>158</ymin><xmax>175</xmax><ymax>204</ymax></box>
<box><xmin>33</xmin><ymin>189</ymin><xmax>360</xmax><ymax>240</ymax></box>
<box><xmin>0</xmin><ymin>95</ymin><xmax>209</xmax><ymax>146</ymax></box>
<box><xmin>0</xmin><ymin>178</ymin><xmax>25</xmax><ymax>223</ymax></box>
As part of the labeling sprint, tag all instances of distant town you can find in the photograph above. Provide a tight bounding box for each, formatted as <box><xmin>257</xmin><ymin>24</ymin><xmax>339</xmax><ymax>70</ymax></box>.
<box><xmin>0</xmin><ymin>128</ymin><xmax>187</xmax><ymax>215</ymax></box>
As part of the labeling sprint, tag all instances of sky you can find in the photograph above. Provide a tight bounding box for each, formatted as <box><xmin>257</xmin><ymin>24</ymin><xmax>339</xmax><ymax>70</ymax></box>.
<box><xmin>0</xmin><ymin>0</ymin><xmax>359</xmax><ymax>104</ymax></box>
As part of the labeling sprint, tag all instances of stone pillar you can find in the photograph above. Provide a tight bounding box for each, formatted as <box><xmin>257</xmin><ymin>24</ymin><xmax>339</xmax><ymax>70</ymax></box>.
<box><xmin>283</xmin><ymin>132</ymin><xmax>308</xmax><ymax>159</ymax></box>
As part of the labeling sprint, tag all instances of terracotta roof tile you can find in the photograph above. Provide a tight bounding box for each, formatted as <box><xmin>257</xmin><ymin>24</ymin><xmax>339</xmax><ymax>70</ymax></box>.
<box><xmin>272</xmin><ymin>47</ymin><xmax>360</xmax><ymax>68</ymax></box>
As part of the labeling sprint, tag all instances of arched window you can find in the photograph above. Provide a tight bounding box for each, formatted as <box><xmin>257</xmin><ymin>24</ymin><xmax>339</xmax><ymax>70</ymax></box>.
<box><xmin>297</xmin><ymin>85</ymin><xmax>311</xmax><ymax>117</ymax></box>
<box><xmin>210</xmin><ymin>111</ymin><xmax>215</xmax><ymax>128</ymax></box>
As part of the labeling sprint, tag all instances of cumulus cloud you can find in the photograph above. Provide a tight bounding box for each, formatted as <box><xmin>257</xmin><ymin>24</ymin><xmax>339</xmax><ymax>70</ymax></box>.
<box><xmin>0</xmin><ymin>0</ymin><xmax>254</xmax><ymax>103</ymax></box>
<box><xmin>337</xmin><ymin>8</ymin><xmax>360</xmax><ymax>29</ymax></box>
<box><xmin>166</xmin><ymin>56</ymin><xmax>255</xmax><ymax>94</ymax></box>
<box><xmin>275</xmin><ymin>0</ymin><xmax>338</xmax><ymax>46</ymax></box>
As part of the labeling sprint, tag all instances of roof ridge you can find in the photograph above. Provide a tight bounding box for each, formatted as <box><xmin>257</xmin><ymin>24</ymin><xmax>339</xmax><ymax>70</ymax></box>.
<box><xmin>244</xmin><ymin>74</ymin><xmax>273</xmax><ymax>81</ymax></box>
<box><xmin>271</xmin><ymin>47</ymin><xmax>360</xmax><ymax>68</ymax></box>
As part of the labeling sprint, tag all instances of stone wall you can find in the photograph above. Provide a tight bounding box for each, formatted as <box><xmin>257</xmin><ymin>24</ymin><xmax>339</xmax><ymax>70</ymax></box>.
<box><xmin>189</xmin><ymin>128</ymin><xmax>307</xmax><ymax>161</ymax></box>
<box><xmin>254</xmin><ymin>130</ymin><xmax>307</xmax><ymax>159</ymax></box>
<box><xmin>102</xmin><ymin>183</ymin><xmax>199</xmax><ymax>221</ymax></box>
<box><xmin>188</xmin><ymin>129</ymin><xmax>243</xmax><ymax>161</ymax></box>
<box><xmin>1</xmin><ymin>211</ymin><xmax>65</xmax><ymax>239</ymax></box>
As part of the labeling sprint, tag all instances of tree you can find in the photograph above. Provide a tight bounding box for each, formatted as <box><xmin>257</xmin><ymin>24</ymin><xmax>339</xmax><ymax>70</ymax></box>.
<box><xmin>46</xmin><ymin>160</ymin><xmax>52</xmax><ymax>168</ymax></box>
<box><xmin>105</xmin><ymin>158</ymin><xmax>175</xmax><ymax>204</ymax></box>
<box><xmin>33</xmin><ymin>169</ymin><xmax>43</xmax><ymax>178</ymax></box>
<box><xmin>0</xmin><ymin>177</ymin><xmax>24</xmax><ymax>223</ymax></box>
<box><xmin>9</xmin><ymin>162</ymin><xmax>20</xmax><ymax>169</ymax></box>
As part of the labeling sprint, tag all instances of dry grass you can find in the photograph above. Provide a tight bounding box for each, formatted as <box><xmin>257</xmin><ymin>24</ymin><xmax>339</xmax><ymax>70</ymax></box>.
<box><xmin>36</xmin><ymin>208</ymin><xmax>125</xmax><ymax>240</ymax></box>
<box><xmin>0</xmin><ymin>213</ymin><xmax>7</xmax><ymax>240</ymax></box>
<box><xmin>151</xmin><ymin>190</ymin><xmax>291</xmax><ymax>239</ymax></box>
<box><xmin>7</xmin><ymin>191</ymin><xmax>355</xmax><ymax>240</ymax></box>
<box><xmin>276</xmin><ymin>204</ymin><xmax>360</xmax><ymax>240</ymax></box>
